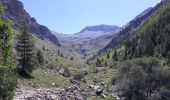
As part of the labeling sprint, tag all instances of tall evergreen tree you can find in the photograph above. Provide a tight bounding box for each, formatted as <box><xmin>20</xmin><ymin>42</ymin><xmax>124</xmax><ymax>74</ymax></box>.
<box><xmin>112</xmin><ymin>49</ymin><xmax>118</xmax><ymax>61</ymax></box>
<box><xmin>36</xmin><ymin>49</ymin><xmax>44</xmax><ymax>65</ymax></box>
<box><xmin>96</xmin><ymin>58</ymin><xmax>102</xmax><ymax>67</ymax></box>
<box><xmin>167</xmin><ymin>51</ymin><xmax>170</xmax><ymax>64</ymax></box>
<box><xmin>16</xmin><ymin>23</ymin><xmax>35</xmax><ymax>77</ymax></box>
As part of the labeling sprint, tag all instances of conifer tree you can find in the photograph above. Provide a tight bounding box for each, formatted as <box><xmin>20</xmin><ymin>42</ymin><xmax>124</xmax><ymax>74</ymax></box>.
<box><xmin>70</xmin><ymin>56</ymin><xmax>73</xmax><ymax>60</ymax></box>
<box><xmin>112</xmin><ymin>49</ymin><xmax>118</xmax><ymax>61</ymax></box>
<box><xmin>36</xmin><ymin>49</ymin><xmax>44</xmax><ymax>65</ymax></box>
<box><xmin>96</xmin><ymin>58</ymin><xmax>102</xmax><ymax>67</ymax></box>
<box><xmin>16</xmin><ymin>23</ymin><xmax>35</xmax><ymax>77</ymax></box>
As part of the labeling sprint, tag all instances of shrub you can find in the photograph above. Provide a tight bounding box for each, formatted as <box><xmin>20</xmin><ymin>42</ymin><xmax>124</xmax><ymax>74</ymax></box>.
<box><xmin>0</xmin><ymin>66</ymin><xmax>17</xmax><ymax>100</ymax></box>
<box><xmin>73</xmin><ymin>73</ymin><xmax>85</xmax><ymax>81</ymax></box>
<box><xmin>115</xmin><ymin>57</ymin><xmax>170</xmax><ymax>100</ymax></box>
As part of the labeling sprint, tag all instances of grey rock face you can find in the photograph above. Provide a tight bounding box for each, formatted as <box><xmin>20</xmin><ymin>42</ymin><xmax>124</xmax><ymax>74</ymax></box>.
<box><xmin>0</xmin><ymin>0</ymin><xmax>60</xmax><ymax>46</ymax></box>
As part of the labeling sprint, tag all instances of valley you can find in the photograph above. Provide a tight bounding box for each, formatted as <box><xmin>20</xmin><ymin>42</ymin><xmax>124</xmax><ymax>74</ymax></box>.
<box><xmin>0</xmin><ymin>0</ymin><xmax>169</xmax><ymax>100</ymax></box>
<box><xmin>53</xmin><ymin>25</ymin><xmax>120</xmax><ymax>59</ymax></box>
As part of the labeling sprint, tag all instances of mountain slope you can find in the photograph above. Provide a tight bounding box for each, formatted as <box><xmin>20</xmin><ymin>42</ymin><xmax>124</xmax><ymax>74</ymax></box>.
<box><xmin>90</xmin><ymin>0</ymin><xmax>170</xmax><ymax>66</ymax></box>
<box><xmin>97</xmin><ymin>2</ymin><xmax>165</xmax><ymax>55</ymax></box>
<box><xmin>53</xmin><ymin>25</ymin><xmax>120</xmax><ymax>58</ymax></box>
<box><xmin>123</xmin><ymin>1</ymin><xmax>170</xmax><ymax>60</ymax></box>
<box><xmin>0</xmin><ymin>0</ymin><xmax>60</xmax><ymax>46</ymax></box>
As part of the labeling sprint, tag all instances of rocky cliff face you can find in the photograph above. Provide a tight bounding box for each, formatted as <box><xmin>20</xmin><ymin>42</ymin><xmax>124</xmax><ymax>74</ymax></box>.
<box><xmin>0</xmin><ymin>0</ymin><xmax>60</xmax><ymax>46</ymax></box>
<box><xmin>79</xmin><ymin>25</ymin><xmax>119</xmax><ymax>33</ymax></box>
<box><xmin>72</xmin><ymin>25</ymin><xmax>120</xmax><ymax>39</ymax></box>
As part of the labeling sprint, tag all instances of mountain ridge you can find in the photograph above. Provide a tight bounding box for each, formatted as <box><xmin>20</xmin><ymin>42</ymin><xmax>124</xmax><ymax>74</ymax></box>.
<box><xmin>97</xmin><ymin>1</ymin><xmax>165</xmax><ymax>55</ymax></box>
<box><xmin>78</xmin><ymin>24</ymin><xmax>119</xmax><ymax>33</ymax></box>
<box><xmin>0</xmin><ymin>0</ymin><xmax>60</xmax><ymax>46</ymax></box>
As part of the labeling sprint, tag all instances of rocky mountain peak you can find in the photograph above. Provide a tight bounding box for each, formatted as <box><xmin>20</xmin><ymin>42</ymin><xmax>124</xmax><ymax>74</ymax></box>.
<box><xmin>79</xmin><ymin>24</ymin><xmax>119</xmax><ymax>33</ymax></box>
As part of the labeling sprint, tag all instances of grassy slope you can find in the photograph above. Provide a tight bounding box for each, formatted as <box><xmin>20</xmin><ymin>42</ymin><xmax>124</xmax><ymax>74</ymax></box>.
<box><xmin>16</xmin><ymin>32</ymin><xmax>86</xmax><ymax>87</ymax></box>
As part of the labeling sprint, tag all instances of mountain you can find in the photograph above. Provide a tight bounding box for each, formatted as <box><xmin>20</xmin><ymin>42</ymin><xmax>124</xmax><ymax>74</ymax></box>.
<box><xmin>53</xmin><ymin>25</ymin><xmax>120</xmax><ymax>58</ymax></box>
<box><xmin>91</xmin><ymin>0</ymin><xmax>170</xmax><ymax>62</ymax></box>
<box><xmin>79</xmin><ymin>24</ymin><xmax>119</xmax><ymax>33</ymax></box>
<box><xmin>72</xmin><ymin>25</ymin><xmax>119</xmax><ymax>39</ymax></box>
<box><xmin>134</xmin><ymin>7</ymin><xmax>153</xmax><ymax>20</ymax></box>
<box><xmin>122</xmin><ymin>1</ymin><xmax>170</xmax><ymax>60</ymax></box>
<box><xmin>88</xmin><ymin>1</ymin><xmax>170</xmax><ymax>100</ymax></box>
<box><xmin>97</xmin><ymin>1</ymin><xmax>165</xmax><ymax>55</ymax></box>
<box><xmin>0</xmin><ymin>0</ymin><xmax>60</xmax><ymax>46</ymax></box>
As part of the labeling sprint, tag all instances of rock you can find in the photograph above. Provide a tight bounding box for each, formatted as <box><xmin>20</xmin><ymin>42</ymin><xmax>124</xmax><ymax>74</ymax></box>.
<box><xmin>49</xmin><ymin>95</ymin><xmax>58</xmax><ymax>100</ymax></box>
<box><xmin>82</xmin><ymin>71</ymin><xmax>88</xmax><ymax>75</ymax></box>
<box><xmin>59</xmin><ymin>68</ymin><xmax>65</xmax><ymax>74</ymax></box>
<box><xmin>31</xmin><ymin>83</ymin><xmax>34</xmax><ymax>86</ymax></box>
<box><xmin>59</xmin><ymin>68</ymin><xmax>71</xmax><ymax>77</ymax></box>
<box><xmin>51</xmin><ymin>83</ymin><xmax>55</xmax><ymax>86</ymax></box>
<box><xmin>90</xmin><ymin>85</ymin><xmax>100</xmax><ymax>90</ymax></box>
<box><xmin>70</xmin><ymin>79</ymin><xmax>80</xmax><ymax>85</ymax></box>
<box><xmin>95</xmin><ymin>88</ymin><xmax>104</xmax><ymax>96</ymax></box>
<box><xmin>101</xmin><ymin>94</ymin><xmax>107</xmax><ymax>98</ymax></box>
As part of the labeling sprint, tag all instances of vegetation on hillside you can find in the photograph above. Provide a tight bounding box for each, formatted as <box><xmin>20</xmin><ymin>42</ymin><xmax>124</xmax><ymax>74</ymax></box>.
<box><xmin>0</xmin><ymin>4</ymin><xmax>17</xmax><ymax>100</ymax></box>
<box><xmin>123</xmin><ymin>3</ymin><xmax>170</xmax><ymax>62</ymax></box>
<box><xmin>114</xmin><ymin>58</ymin><xmax>170</xmax><ymax>100</ymax></box>
<box><xmin>90</xmin><ymin>1</ymin><xmax>170</xmax><ymax>100</ymax></box>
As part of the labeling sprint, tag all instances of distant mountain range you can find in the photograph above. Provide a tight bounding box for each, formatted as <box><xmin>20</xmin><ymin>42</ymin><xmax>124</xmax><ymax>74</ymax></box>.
<box><xmin>72</xmin><ymin>25</ymin><xmax>120</xmax><ymax>39</ymax></box>
<box><xmin>79</xmin><ymin>25</ymin><xmax>119</xmax><ymax>33</ymax></box>
<box><xmin>52</xmin><ymin>24</ymin><xmax>120</xmax><ymax>58</ymax></box>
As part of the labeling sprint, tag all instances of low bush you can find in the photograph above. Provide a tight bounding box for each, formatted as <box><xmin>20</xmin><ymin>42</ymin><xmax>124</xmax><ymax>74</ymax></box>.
<box><xmin>115</xmin><ymin>57</ymin><xmax>170</xmax><ymax>100</ymax></box>
<box><xmin>0</xmin><ymin>66</ymin><xmax>17</xmax><ymax>100</ymax></box>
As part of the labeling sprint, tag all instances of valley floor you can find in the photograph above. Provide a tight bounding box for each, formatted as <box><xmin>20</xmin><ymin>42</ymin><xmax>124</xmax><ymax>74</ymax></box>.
<box><xmin>15</xmin><ymin>65</ymin><xmax>118</xmax><ymax>100</ymax></box>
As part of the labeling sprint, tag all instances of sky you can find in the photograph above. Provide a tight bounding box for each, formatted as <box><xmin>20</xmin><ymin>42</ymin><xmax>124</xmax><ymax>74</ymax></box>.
<box><xmin>20</xmin><ymin>0</ymin><xmax>161</xmax><ymax>34</ymax></box>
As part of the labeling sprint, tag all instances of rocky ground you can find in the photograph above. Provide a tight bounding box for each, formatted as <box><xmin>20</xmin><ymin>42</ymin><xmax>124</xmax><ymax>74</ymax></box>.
<box><xmin>14</xmin><ymin>85</ymin><xmax>87</xmax><ymax>100</ymax></box>
<box><xmin>14</xmin><ymin>85</ymin><xmax>122</xmax><ymax>100</ymax></box>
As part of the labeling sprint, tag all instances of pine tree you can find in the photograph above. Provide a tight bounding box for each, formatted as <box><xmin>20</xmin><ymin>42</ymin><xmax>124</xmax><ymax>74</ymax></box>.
<box><xmin>167</xmin><ymin>51</ymin><xmax>170</xmax><ymax>64</ymax></box>
<box><xmin>70</xmin><ymin>56</ymin><xmax>73</xmax><ymax>60</ymax></box>
<box><xmin>36</xmin><ymin>49</ymin><xmax>44</xmax><ymax>65</ymax></box>
<box><xmin>16</xmin><ymin>23</ymin><xmax>35</xmax><ymax>77</ymax></box>
<box><xmin>96</xmin><ymin>58</ymin><xmax>102</xmax><ymax>67</ymax></box>
<box><xmin>57</xmin><ymin>50</ymin><xmax>60</xmax><ymax>56</ymax></box>
<box><xmin>112</xmin><ymin>49</ymin><xmax>118</xmax><ymax>61</ymax></box>
<box><xmin>42</xmin><ymin>46</ymin><xmax>45</xmax><ymax>51</ymax></box>
<box><xmin>107</xmin><ymin>52</ymin><xmax>110</xmax><ymax>59</ymax></box>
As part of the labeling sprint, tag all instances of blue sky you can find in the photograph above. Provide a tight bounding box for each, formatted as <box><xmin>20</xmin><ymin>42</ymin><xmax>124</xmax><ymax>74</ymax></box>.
<box><xmin>20</xmin><ymin>0</ymin><xmax>161</xmax><ymax>34</ymax></box>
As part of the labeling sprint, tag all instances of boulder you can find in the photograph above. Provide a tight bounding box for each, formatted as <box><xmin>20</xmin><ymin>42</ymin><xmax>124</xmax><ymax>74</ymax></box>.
<box><xmin>70</xmin><ymin>79</ymin><xmax>80</xmax><ymax>85</ymax></box>
<box><xmin>82</xmin><ymin>71</ymin><xmax>88</xmax><ymax>75</ymax></box>
<box><xmin>95</xmin><ymin>88</ymin><xmax>104</xmax><ymax>96</ymax></box>
<box><xmin>51</xmin><ymin>83</ymin><xmax>55</xmax><ymax>86</ymax></box>
<box><xmin>49</xmin><ymin>95</ymin><xmax>58</xmax><ymax>100</ymax></box>
<box><xmin>59</xmin><ymin>68</ymin><xmax>71</xmax><ymax>77</ymax></box>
